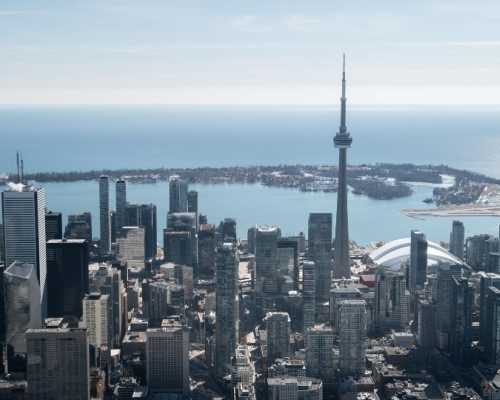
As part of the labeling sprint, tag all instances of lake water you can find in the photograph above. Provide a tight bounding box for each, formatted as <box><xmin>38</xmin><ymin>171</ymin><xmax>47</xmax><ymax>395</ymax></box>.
<box><xmin>1</xmin><ymin>105</ymin><xmax>500</xmax><ymax>244</ymax></box>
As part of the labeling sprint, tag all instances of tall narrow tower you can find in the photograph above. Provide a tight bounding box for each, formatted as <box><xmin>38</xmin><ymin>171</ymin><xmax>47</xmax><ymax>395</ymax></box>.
<box><xmin>333</xmin><ymin>54</ymin><xmax>352</xmax><ymax>279</ymax></box>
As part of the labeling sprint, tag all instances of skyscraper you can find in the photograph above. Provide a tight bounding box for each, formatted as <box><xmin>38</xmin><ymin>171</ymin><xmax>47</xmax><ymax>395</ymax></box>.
<box><xmin>146</xmin><ymin>317</ymin><xmax>190</xmax><ymax>395</ymax></box>
<box><xmin>264</xmin><ymin>312</ymin><xmax>290</xmax><ymax>365</ymax></box>
<box><xmin>305</xmin><ymin>324</ymin><xmax>335</xmax><ymax>385</ymax></box>
<box><xmin>117</xmin><ymin>226</ymin><xmax>145</xmax><ymax>268</ymax></box>
<box><xmin>45</xmin><ymin>211</ymin><xmax>62</xmax><ymax>240</ymax></box>
<box><xmin>338</xmin><ymin>299</ymin><xmax>367</xmax><ymax>376</ymax></box>
<box><xmin>47</xmin><ymin>239</ymin><xmax>89</xmax><ymax>319</ymax></box>
<box><xmin>215</xmin><ymin>242</ymin><xmax>240</xmax><ymax>378</ymax></box>
<box><xmin>450</xmin><ymin>220</ymin><xmax>465</xmax><ymax>260</ymax></box>
<box><xmin>2</xmin><ymin>183</ymin><xmax>47</xmax><ymax>314</ymax></box>
<box><xmin>485</xmin><ymin>286</ymin><xmax>500</xmax><ymax>365</ymax></box>
<box><xmin>302</xmin><ymin>260</ymin><xmax>316</xmax><ymax>332</ymax></box>
<box><xmin>187</xmin><ymin>190</ymin><xmax>198</xmax><ymax>214</ymax></box>
<box><xmin>308</xmin><ymin>213</ymin><xmax>333</xmax><ymax>310</ymax></box>
<box><xmin>436</xmin><ymin>263</ymin><xmax>463</xmax><ymax>350</ymax></box>
<box><xmin>99</xmin><ymin>176</ymin><xmax>111</xmax><ymax>254</ymax></box>
<box><xmin>65</xmin><ymin>212</ymin><xmax>92</xmax><ymax>242</ymax></box>
<box><xmin>140</xmin><ymin>203</ymin><xmax>157</xmax><ymax>259</ymax></box>
<box><xmin>115</xmin><ymin>178</ymin><xmax>127</xmax><ymax>235</ymax></box>
<box><xmin>255</xmin><ymin>226</ymin><xmax>280</xmax><ymax>318</ymax></box>
<box><xmin>450</xmin><ymin>277</ymin><xmax>473</xmax><ymax>365</ymax></box>
<box><xmin>169</xmin><ymin>175</ymin><xmax>188</xmax><ymax>213</ymax></box>
<box><xmin>198</xmin><ymin>224</ymin><xmax>216</xmax><ymax>279</ymax></box>
<box><xmin>3</xmin><ymin>261</ymin><xmax>42</xmax><ymax>373</ymax></box>
<box><xmin>478</xmin><ymin>272</ymin><xmax>500</xmax><ymax>349</ymax></box>
<box><xmin>374</xmin><ymin>267</ymin><xmax>410</xmax><ymax>332</ymax></box>
<box><xmin>83</xmin><ymin>292</ymin><xmax>110</xmax><ymax>349</ymax></box>
<box><xmin>333</xmin><ymin>55</ymin><xmax>352</xmax><ymax>279</ymax></box>
<box><xmin>26</xmin><ymin>318</ymin><xmax>90</xmax><ymax>400</ymax></box>
<box><xmin>409</xmin><ymin>230</ymin><xmax>428</xmax><ymax>293</ymax></box>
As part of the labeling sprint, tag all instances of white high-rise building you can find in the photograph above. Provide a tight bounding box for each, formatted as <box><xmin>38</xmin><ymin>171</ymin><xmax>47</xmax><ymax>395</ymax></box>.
<box><xmin>302</xmin><ymin>260</ymin><xmax>316</xmax><ymax>332</ymax></box>
<box><xmin>146</xmin><ymin>317</ymin><xmax>190</xmax><ymax>395</ymax></box>
<box><xmin>83</xmin><ymin>292</ymin><xmax>110</xmax><ymax>348</ymax></box>
<box><xmin>2</xmin><ymin>183</ymin><xmax>47</xmax><ymax>314</ymax></box>
<box><xmin>26</xmin><ymin>318</ymin><xmax>90</xmax><ymax>400</ymax></box>
<box><xmin>99</xmin><ymin>176</ymin><xmax>111</xmax><ymax>254</ymax></box>
<box><xmin>338</xmin><ymin>299</ymin><xmax>367</xmax><ymax>376</ymax></box>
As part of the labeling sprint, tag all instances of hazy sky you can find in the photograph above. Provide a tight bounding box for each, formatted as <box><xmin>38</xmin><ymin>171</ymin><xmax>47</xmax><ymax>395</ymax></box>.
<box><xmin>2</xmin><ymin>0</ymin><xmax>500</xmax><ymax>105</ymax></box>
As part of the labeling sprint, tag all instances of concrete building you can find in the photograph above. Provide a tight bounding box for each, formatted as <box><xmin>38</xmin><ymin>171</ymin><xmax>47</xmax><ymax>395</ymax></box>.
<box><xmin>302</xmin><ymin>260</ymin><xmax>316</xmax><ymax>332</ymax></box>
<box><xmin>329</xmin><ymin>285</ymin><xmax>361</xmax><ymax>331</ymax></box>
<box><xmin>267</xmin><ymin>376</ymin><xmax>323</xmax><ymax>400</ymax></box>
<box><xmin>142</xmin><ymin>280</ymin><xmax>171</xmax><ymax>327</ymax></box>
<box><xmin>215</xmin><ymin>243</ymin><xmax>240</xmax><ymax>377</ymax></box>
<box><xmin>338</xmin><ymin>299</ymin><xmax>367</xmax><ymax>376</ymax></box>
<box><xmin>436</xmin><ymin>263</ymin><xmax>463</xmax><ymax>350</ymax></box>
<box><xmin>90</xmin><ymin>265</ymin><xmax>124</xmax><ymax>346</ymax></box>
<box><xmin>305</xmin><ymin>324</ymin><xmax>335</xmax><ymax>385</ymax></box>
<box><xmin>2</xmin><ymin>183</ymin><xmax>47</xmax><ymax>315</ymax></box>
<box><xmin>117</xmin><ymin>226</ymin><xmax>145</xmax><ymax>268</ymax></box>
<box><xmin>417</xmin><ymin>298</ymin><xmax>436</xmax><ymax>350</ymax></box>
<box><xmin>450</xmin><ymin>220</ymin><xmax>465</xmax><ymax>260</ymax></box>
<box><xmin>47</xmin><ymin>239</ymin><xmax>89</xmax><ymax>319</ymax></box>
<box><xmin>26</xmin><ymin>318</ymin><xmax>89</xmax><ymax>400</ymax></box>
<box><xmin>99</xmin><ymin>176</ymin><xmax>111</xmax><ymax>254</ymax></box>
<box><xmin>333</xmin><ymin>55</ymin><xmax>352</xmax><ymax>280</ymax></box>
<box><xmin>83</xmin><ymin>293</ymin><xmax>110</xmax><ymax>349</ymax></box>
<box><xmin>265</xmin><ymin>312</ymin><xmax>291</xmax><ymax>365</ymax></box>
<box><xmin>374</xmin><ymin>268</ymin><xmax>410</xmax><ymax>332</ymax></box>
<box><xmin>255</xmin><ymin>226</ymin><xmax>280</xmax><ymax>318</ymax></box>
<box><xmin>146</xmin><ymin>317</ymin><xmax>189</xmax><ymax>395</ymax></box>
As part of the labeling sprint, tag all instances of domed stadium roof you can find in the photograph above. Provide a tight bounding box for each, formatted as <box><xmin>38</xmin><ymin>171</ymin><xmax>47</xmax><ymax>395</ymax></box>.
<box><xmin>369</xmin><ymin>237</ymin><xmax>464</xmax><ymax>270</ymax></box>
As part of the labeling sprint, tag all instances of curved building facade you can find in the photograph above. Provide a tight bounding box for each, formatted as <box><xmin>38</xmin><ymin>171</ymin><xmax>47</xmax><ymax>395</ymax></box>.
<box><xmin>369</xmin><ymin>237</ymin><xmax>464</xmax><ymax>270</ymax></box>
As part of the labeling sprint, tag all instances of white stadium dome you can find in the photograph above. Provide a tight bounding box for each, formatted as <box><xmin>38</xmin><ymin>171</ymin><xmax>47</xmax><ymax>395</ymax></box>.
<box><xmin>369</xmin><ymin>237</ymin><xmax>464</xmax><ymax>270</ymax></box>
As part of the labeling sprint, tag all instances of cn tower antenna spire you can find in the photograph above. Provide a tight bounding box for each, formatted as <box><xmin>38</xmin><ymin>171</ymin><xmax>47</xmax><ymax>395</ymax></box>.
<box><xmin>333</xmin><ymin>53</ymin><xmax>352</xmax><ymax>279</ymax></box>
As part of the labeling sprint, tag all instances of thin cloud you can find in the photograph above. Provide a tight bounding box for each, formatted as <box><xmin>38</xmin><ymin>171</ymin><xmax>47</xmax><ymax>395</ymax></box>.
<box><xmin>284</xmin><ymin>14</ymin><xmax>322</xmax><ymax>32</ymax></box>
<box><xmin>230</xmin><ymin>15</ymin><xmax>272</xmax><ymax>33</ymax></box>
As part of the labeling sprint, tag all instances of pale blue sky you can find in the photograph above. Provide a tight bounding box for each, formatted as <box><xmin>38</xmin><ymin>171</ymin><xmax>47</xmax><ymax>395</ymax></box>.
<box><xmin>2</xmin><ymin>0</ymin><xmax>500</xmax><ymax>105</ymax></box>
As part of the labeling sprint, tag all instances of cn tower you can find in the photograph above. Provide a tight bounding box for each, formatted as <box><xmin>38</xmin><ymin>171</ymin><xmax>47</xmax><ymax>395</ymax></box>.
<box><xmin>333</xmin><ymin>54</ymin><xmax>352</xmax><ymax>279</ymax></box>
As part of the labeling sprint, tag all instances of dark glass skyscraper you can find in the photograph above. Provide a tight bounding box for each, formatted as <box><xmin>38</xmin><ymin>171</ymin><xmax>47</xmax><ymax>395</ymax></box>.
<box><xmin>115</xmin><ymin>178</ymin><xmax>127</xmax><ymax>235</ymax></box>
<box><xmin>99</xmin><ymin>176</ymin><xmax>111</xmax><ymax>254</ymax></box>
<box><xmin>169</xmin><ymin>175</ymin><xmax>188</xmax><ymax>213</ymax></box>
<box><xmin>45</xmin><ymin>211</ymin><xmax>62</xmax><ymax>240</ymax></box>
<box><xmin>308</xmin><ymin>213</ymin><xmax>333</xmax><ymax>308</ymax></box>
<box><xmin>47</xmin><ymin>239</ymin><xmax>89</xmax><ymax>319</ymax></box>
<box><xmin>333</xmin><ymin>55</ymin><xmax>352</xmax><ymax>279</ymax></box>
<box><xmin>410</xmin><ymin>230</ymin><xmax>427</xmax><ymax>293</ymax></box>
